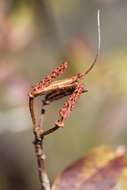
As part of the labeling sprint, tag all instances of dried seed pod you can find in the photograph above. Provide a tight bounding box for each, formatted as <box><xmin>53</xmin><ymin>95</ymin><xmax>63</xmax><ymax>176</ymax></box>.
<box><xmin>45</xmin><ymin>87</ymin><xmax>75</xmax><ymax>102</ymax></box>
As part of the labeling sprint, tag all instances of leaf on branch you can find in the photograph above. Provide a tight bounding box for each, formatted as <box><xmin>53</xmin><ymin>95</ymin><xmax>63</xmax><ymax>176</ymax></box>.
<box><xmin>117</xmin><ymin>167</ymin><xmax>127</xmax><ymax>190</ymax></box>
<box><xmin>52</xmin><ymin>146</ymin><xmax>126</xmax><ymax>190</ymax></box>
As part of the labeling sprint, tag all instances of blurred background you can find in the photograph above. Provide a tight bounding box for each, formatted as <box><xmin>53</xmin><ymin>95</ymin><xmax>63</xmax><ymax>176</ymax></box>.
<box><xmin>0</xmin><ymin>0</ymin><xmax>127</xmax><ymax>189</ymax></box>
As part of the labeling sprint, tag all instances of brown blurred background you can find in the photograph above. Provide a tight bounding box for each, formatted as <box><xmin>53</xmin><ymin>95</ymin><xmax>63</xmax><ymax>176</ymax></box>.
<box><xmin>0</xmin><ymin>0</ymin><xmax>127</xmax><ymax>189</ymax></box>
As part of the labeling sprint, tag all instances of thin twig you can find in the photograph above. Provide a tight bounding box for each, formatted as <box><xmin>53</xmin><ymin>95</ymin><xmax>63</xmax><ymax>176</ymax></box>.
<box><xmin>81</xmin><ymin>9</ymin><xmax>101</xmax><ymax>77</ymax></box>
<box><xmin>33</xmin><ymin>138</ymin><xmax>50</xmax><ymax>190</ymax></box>
<box><xmin>42</xmin><ymin>125</ymin><xmax>60</xmax><ymax>137</ymax></box>
<box><xmin>28</xmin><ymin>9</ymin><xmax>101</xmax><ymax>190</ymax></box>
<box><xmin>29</xmin><ymin>97</ymin><xmax>36</xmax><ymax>128</ymax></box>
<box><xmin>38</xmin><ymin>100</ymin><xmax>50</xmax><ymax>129</ymax></box>
<box><xmin>84</xmin><ymin>9</ymin><xmax>101</xmax><ymax>75</ymax></box>
<box><xmin>29</xmin><ymin>96</ymin><xmax>51</xmax><ymax>190</ymax></box>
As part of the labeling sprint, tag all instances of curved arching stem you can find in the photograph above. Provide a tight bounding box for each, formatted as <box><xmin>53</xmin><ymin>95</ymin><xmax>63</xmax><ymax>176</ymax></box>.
<box><xmin>83</xmin><ymin>9</ymin><xmax>101</xmax><ymax>76</ymax></box>
<box><xmin>29</xmin><ymin>97</ymin><xmax>36</xmax><ymax>128</ymax></box>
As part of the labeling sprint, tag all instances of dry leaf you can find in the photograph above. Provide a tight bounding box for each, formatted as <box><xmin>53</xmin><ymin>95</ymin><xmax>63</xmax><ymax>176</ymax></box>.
<box><xmin>52</xmin><ymin>146</ymin><xmax>126</xmax><ymax>190</ymax></box>
<box><xmin>117</xmin><ymin>167</ymin><xmax>127</xmax><ymax>190</ymax></box>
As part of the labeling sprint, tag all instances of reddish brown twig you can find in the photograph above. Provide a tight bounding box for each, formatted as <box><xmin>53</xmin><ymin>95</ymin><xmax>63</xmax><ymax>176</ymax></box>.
<box><xmin>29</xmin><ymin>98</ymin><xmax>51</xmax><ymax>190</ymax></box>
<box><xmin>33</xmin><ymin>137</ymin><xmax>50</xmax><ymax>190</ymax></box>
<box><xmin>29</xmin><ymin>10</ymin><xmax>100</xmax><ymax>190</ymax></box>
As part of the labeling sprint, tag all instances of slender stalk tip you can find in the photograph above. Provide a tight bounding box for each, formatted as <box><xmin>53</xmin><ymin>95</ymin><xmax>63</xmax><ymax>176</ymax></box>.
<box><xmin>97</xmin><ymin>9</ymin><xmax>101</xmax><ymax>54</ymax></box>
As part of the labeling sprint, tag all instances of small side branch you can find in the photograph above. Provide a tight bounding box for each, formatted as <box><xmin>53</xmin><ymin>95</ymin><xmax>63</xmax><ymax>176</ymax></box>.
<box><xmin>41</xmin><ymin>125</ymin><xmax>60</xmax><ymax>137</ymax></box>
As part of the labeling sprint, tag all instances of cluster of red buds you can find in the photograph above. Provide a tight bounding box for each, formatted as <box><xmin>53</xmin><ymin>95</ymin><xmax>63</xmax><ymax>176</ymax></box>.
<box><xmin>36</xmin><ymin>62</ymin><xmax>68</xmax><ymax>89</ymax></box>
<box><xmin>56</xmin><ymin>83</ymin><xmax>85</xmax><ymax>127</ymax></box>
<box><xmin>30</xmin><ymin>62</ymin><xmax>68</xmax><ymax>97</ymax></box>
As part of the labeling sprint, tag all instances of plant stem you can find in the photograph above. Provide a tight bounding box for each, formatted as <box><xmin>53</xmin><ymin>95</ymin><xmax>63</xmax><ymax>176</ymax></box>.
<box><xmin>33</xmin><ymin>136</ymin><xmax>50</xmax><ymax>190</ymax></box>
<box><xmin>29</xmin><ymin>96</ymin><xmax>50</xmax><ymax>190</ymax></box>
<box><xmin>29</xmin><ymin>97</ymin><xmax>36</xmax><ymax>128</ymax></box>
